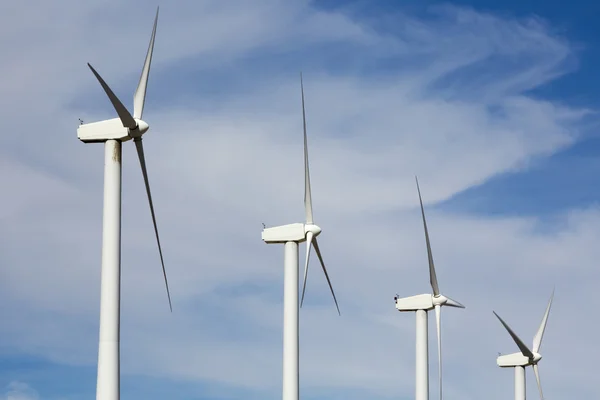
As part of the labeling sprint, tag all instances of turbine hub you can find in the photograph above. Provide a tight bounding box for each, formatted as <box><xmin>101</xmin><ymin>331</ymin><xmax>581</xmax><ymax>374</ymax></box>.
<box><xmin>432</xmin><ymin>294</ymin><xmax>447</xmax><ymax>306</ymax></box>
<box><xmin>533</xmin><ymin>353</ymin><xmax>542</xmax><ymax>363</ymax></box>
<box><xmin>432</xmin><ymin>293</ymin><xmax>465</xmax><ymax>308</ymax></box>
<box><xmin>305</xmin><ymin>224</ymin><xmax>321</xmax><ymax>237</ymax></box>
<box><xmin>130</xmin><ymin>119</ymin><xmax>149</xmax><ymax>138</ymax></box>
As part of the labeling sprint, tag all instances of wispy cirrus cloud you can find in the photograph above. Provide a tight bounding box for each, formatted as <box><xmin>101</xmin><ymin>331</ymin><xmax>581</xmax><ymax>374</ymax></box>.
<box><xmin>3</xmin><ymin>382</ymin><xmax>39</xmax><ymax>400</ymax></box>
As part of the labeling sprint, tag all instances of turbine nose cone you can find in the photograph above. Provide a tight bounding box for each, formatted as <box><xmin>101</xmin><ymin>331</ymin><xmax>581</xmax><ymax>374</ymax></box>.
<box><xmin>305</xmin><ymin>224</ymin><xmax>322</xmax><ymax>236</ymax></box>
<box><xmin>533</xmin><ymin>353</ymin><xmax>542</xmax><ymax>363</ymax></box>
<box><xmin>137</xmin><ymin>119</ymin><xmax>149</xmax><ymax>134</ymax></box>
<box><xmin>432</xmin><ymin>294</ymin><xmax>447</xmax><ymax>305</ymax></box>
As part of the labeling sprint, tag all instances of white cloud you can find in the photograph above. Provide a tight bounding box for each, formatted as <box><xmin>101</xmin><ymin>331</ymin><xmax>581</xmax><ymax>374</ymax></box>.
<box><xmin>0</xmin><ymin>1</ymin><xmax>597</xmax><ymax>400</ymax></box>
<box><xmin>3</xmin><ymin>382</ymin><xmax>39</xmax><ymax>400</ymax></box>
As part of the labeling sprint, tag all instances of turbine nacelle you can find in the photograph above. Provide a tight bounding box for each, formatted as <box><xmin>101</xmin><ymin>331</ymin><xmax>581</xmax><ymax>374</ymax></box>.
<box><xmin>395</xmin><ymin>293</ymin><xmax>434</xmax><ymax>311</ymax></box>
<box><xmin>497</xmin><ymin>351</ymin><xmax>542</xmax><ymax>368</ymax></box>
<box><xmin>395</xmin><ymin>293</ymin><xmax>464</xmax><ymax>311</ymax></box>
<box><xmin>77</xmin><ymin>117</ymin><xmax>150</xmax><ymax>143</ymax></box>
<box><xmin>261</xmin><ymin>223</ymin><xmax>321</xmax><ymax>243</ymax></box>
<box><xmin>78</xmin><ymin>118</ymin><xmax>130</xmax><ymax>143</ymax></box>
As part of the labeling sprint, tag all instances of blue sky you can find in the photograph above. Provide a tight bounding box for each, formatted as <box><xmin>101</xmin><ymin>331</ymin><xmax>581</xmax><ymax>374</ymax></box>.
<box><xmin>1</xmin><ymin>0</ymin><xmax>599</xmax><ymax>399</ymax></box>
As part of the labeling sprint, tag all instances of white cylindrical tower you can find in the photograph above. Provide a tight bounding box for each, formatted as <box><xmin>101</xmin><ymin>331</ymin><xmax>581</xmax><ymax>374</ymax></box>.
<box><xmin>282</xmin><ymin>241</ymin><xmax>299</xmax><ymax>400</ymax></box>
<box><xmin>96</xmin><ymin>139</ymin><xmax>122</xmax><ymax>400</ymax></box>
<box><xmin>415</xmin><ymin>309</ymin><xmax>429</xmax><ymax>400</ymax></box>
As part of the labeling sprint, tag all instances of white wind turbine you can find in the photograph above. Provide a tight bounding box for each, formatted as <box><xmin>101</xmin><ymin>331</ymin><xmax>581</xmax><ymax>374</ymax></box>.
<box><xmin>493</xmin><ymin>289</ymin><xmax>554</xmax><ymax>400</ymax></box>
<box><xmin>77</xmin><ymin>8</ymin><xmax>171</xmax><ymax>400</ymax></box>
<box><xmin>394</xmin><ymin>177</ymin><xmax>465</xmax><ymax>400</ymax></box>
<box><xmin>262</xmin><ymin>74</ymin><xmax>340</xmax><ymax>400</ymax></box>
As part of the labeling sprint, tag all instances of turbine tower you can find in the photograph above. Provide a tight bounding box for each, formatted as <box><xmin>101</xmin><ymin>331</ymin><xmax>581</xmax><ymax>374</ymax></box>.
<box><xmin>261</xmin><ymin>74</ymin><xmax>340</xmax><ymax>400</ymax></box>
<box><xmin>493</xmin><ymin>289</ymin><xmax>554</xmax><ymax>400</ymax></box>
<box><xmin>77</xmin><ymin>8</ymin><xmax>171</xmax><ymax>400</ymax></box>
<box><xmin>394</xmin><ymin>177</ymin><xmax>465</xmax><ymax>400</ymax></box>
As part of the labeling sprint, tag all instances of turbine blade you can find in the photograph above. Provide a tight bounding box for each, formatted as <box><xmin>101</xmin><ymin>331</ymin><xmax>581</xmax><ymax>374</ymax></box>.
<box><xmin>444</xmin><ymin>296</ymin><xmax>466</xmax><ymax>309</ymax></box>
<box><xmin>134</xmin><ymin>138</ymin><xmax>172</xmax><ymax>312</ymax></box>
<box><xmin>88</xmin><ymin>63</ymin><xmax>137</xmax><ymax>129</ymax></box>
<box><xmin>493</xmin><ymin>311</ymin><xmax>534</xmax><ymax>359</ymax></box>
<box><xmin>300</xmin><ymin>231</ymin><xmax>314</xmax><ymax>308</ymax></box>
<box><xmin>435</xmin><ymin>304</ymin><xmax>442</xmax><ymax>400</ymax></box>
<box><xmin>301</xmin><ymin>73</ymin><xmax>313</xmax><ymax>225</ymax></box>
<box><xmin>133</xmin><ymin>7</ymin><xmax>159</xmax><ymax>120</ymax></box>
<box><xmin>533</xmin><ymin>364</ymin><xmax>544</xmax><ymax>400</ymax></box>
<box><xmin>313</xmin><ymin>237</ymin><xmax>340</xmax><ymax>315</ymax></box>
<box><xmin>415</xmin><ymin>176</ymin><xmax>440</xmax><ymax>296</ymax></box>
<box><xmin>533</xmin><ymin>288</ymin><xmax>554</xmax><ymax>353</ymax></box>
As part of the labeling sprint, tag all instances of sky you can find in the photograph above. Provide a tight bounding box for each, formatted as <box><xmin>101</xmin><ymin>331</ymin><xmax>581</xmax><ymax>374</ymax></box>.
<box><xmin>0</xmin><ymin>0</ymin><xmax>599</xmax><ymax>399</ymax></box>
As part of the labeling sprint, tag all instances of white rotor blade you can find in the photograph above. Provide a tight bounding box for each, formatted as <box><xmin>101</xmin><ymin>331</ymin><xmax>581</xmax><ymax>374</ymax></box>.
<box><xmin>88</xmin><ymin>63</ymin><xmax>137</xmax><ymax>130</ymax></box>
<box><xmin>134</xmin><ymin>138</ymin><xmax>172</xmax><ymax>312</ymax></box>
<box><xmin>533</xmin><ymin>364</ymin><xmax>544</xmax><ymax>400</ymax></box>
<box><xmin>493</xmin><ymin>311</ymin><xmax>534</xmax><ymax>359</ymax></box>
<box><xmin>313</xmin><ymin>237</ymin><xmax>340</xmax><ymax>315</ymax></box>
<box><xmin>300</xmin><ymin>231</ymin><xmax>314</xmax><ymax>308</ymax></box>
<box><xmin>445</xmin><ymin>296</ymin><xmax>466</xmax><ymax>309</ymax></box>
<box><xmin>415</xmin><ymin>176</ymin><xmax>440</xmax><ymax>296</ymax></box>
<box><xmin>435</xmin><ymin>304</ymin><xmax>442</xmax><ymax>400</ymax></box>
<box><xmin>300</xmin><ymin>73</ymin><xmax>313</xmax><ymax>225</ymax></box>
<box><xmin>533</xmin><ymin>288</ymin><xmax>554</xmax><ymax>353</ymax></box>
<box><xmin>133</xmin><ymin>7</ymin><xmax>159</xmax><ymax>120</ymax></box>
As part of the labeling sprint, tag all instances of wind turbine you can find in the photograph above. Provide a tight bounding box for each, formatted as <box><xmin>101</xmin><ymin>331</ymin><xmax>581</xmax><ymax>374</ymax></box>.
<box><xmin>261</xmin><ymin>74</ymin><xmax>340</xmax><ymax>400</ymax></box>
<box><xmin>77</xmin><ymin>8</ymin><xmax>171</xmax><ymax>400</ymax></box>
<box><xmin>394</xmin><ymin>177</ymin><xmax>465</xmax><ymax>400</ymax></box>
<box><xmin>493</xmin><ymin>289</ymin><xmax>554</xmax><ymax>400</ymax></box>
